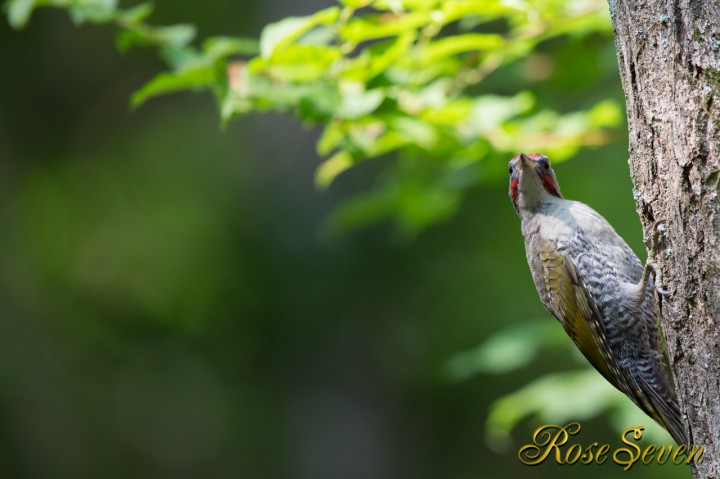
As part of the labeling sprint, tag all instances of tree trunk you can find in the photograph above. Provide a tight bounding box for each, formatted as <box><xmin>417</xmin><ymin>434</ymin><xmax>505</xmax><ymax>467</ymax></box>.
<box><xmin>608</xmin><ymin>0</ymin><xmax>720</xmax><ymax>477</ymax></box>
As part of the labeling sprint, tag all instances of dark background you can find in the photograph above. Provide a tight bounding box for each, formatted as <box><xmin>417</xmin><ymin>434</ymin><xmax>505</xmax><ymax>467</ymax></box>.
<box><xmin>0</xmin><ymin>1</ymin><xmax>691</xmax><ymax>478</ymax></box>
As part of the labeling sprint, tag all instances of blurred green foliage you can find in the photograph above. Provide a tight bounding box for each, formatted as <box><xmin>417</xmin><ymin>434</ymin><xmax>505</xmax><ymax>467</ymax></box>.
<box><xmin>0</xmin><ymin>1</ymin><xmax>691</xmax><ymax>478</ymax></box>
<box><xmin>6</xmin><ymin>0</ymin><xmax>621</xmax><ymax>237</ymax></box>
<box><xmin>449</xmin><ymin>321</ymin><xmax>675</xmax><ymax>451</ymax></box>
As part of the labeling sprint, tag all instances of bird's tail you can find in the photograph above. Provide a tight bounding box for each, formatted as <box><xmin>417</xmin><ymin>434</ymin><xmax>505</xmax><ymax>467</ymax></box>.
<box><xmin>634</xmin><ymin>374</ymin><xmax>689</xmax><ymax>447</ymax></box>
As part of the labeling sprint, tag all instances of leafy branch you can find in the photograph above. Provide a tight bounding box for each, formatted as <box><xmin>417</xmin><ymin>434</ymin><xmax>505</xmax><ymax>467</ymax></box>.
<box><xmin>4</xmin><ymin>0</ymin><xmax>621</xmax><ymax>236</ymax></box>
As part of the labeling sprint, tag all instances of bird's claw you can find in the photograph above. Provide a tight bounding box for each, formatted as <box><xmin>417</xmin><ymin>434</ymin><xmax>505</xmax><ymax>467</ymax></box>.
<box><xmin>656</xmin><ymin>284</ymin><xmax>670</xmax><ymax>296</ymax></box>
<box><xmin>643</xmin><ymin>219</ymin><xmax>668</xmax><ymax>251</ymax></box>
<box><xmin>644</xmin><ymin>260</ymin><xmax>670</xmax><ymax>296</ymax></box>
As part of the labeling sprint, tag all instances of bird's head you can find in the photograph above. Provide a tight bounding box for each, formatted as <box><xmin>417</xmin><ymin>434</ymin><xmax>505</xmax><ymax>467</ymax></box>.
<box><xmin>509</xmin><ymin>152</ymin><xmax>562</xmax><ymax>214</ymax></box>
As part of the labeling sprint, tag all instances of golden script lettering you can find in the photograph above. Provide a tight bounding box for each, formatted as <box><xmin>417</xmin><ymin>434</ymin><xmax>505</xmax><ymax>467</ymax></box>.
<box><xmin>518</xmin><ymin>423</ymin><xmax>703</xmax><ymax>469</ymax></box>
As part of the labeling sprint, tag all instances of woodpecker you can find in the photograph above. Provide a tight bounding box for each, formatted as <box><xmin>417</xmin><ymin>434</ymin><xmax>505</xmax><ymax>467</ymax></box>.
<box><xmin>509</xmin><ymin>152</ymin><xmax>688</xmax><ymax>446</ymax></box>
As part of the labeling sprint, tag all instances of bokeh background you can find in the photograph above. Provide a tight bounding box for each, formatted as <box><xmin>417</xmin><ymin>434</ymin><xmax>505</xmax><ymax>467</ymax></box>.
<box><xmin>0</xmin><ymin>1</ymin><xmax>693</xmax><ymax>478</ymax></box>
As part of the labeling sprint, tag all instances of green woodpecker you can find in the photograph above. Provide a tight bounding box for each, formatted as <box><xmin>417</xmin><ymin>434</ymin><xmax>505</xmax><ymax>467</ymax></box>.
<box><xmin>509</xmin><ymin>152</ymin><xmax>688</xmax><ymax>446</ymax></box>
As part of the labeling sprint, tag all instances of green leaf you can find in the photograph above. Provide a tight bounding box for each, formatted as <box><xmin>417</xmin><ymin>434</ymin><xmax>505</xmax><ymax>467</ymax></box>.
<box><xmin>117</xmin><ymin>23</ymin><xmax>197</xmax><ymax>53</ymax></box>
<box><xmin>440</xmin><ymin>0</ymin><xmax>516</xmax><ymax>24</ymax></box>
<box><xmin>390</xmin><ymin>116</ymin><xmax>438</xmax><ymax>150</ymax></box>
<box><xmin>337</xmin><ymin>87</ymin><xmax>385</xmax><ymax>120</ymax></box>
<box><xmin>341</xmin><ymin>11</ymin><xmax>429</xmax><ymax>43</ymax></box>
<box><xmin>297</xmin><ymin>24</ymin><xmax>335</xmax><ymax>47</ymax></box>
<box><xmin>588</xmin><ymin>99</ymin><xmax>622</xmax><ymax>127</ymax></box>
<box><xmin>420</xmin><ymin>33</ymin><xmax>503</xmax><ymax>64</ymax></box>
<box><xmin>297</xmin><ymin>85</ymin><xmax>341</xmax><ymax>122</ymax></box>
<box><xmin>260</xmin><ymin>45</ymin><xmax>341</xmax><ymax>82</ymax></box>
<box><xmin>317</xmin><ymin>122</ymin><xmax>345</xmax><ymax>156</ymax></box>
<box><xmin>115</xmin><ymin>28</ymin><xmax>150</xmax><ymax>52</ymax></box>
<box><xmin>343</xmin><ymin>32</ymin><xmax>416</xmax><ymax>82</ymax></box>
<box><xmin>375</xmin><ymin>0</ymin><xmax>442</xmax><ymax>11</ymax></box>
<box><xmin>486</xmin><ymin>370</ymin><xmax>623</xmax><ymax>449</ymax></box>
<box><xmin>368</xmin><ymin>31</ymin><xmax>416</xmax><ymax>79</ymax></box>
<box><xmin>6</xmin><ymin>0</ymin><xmax>40</xmax><ymax>29</ymax></box>
<box><xmin>315</xmin><ymin>151</ymin><xmax>353</xmax><ymax>189</ymax></box>
<box><xmin>419</xmin><ymin>97</ymin><xmax>474</xmax><ymax>126</ymax></box>
<box><xmin>159</xmin><ymin>45</ymin><xmax>203</xmax><ymax>71</ymax></box>
<box><xmin>260</xmin><ymin>17</ymin><xmax>309</xmax><ymax>58</ymax></box>
<box><xmin>259</xmin><ymin>6</ymin><xmax>340</xmax><ymax>59</ymax></box>
<box><xmin>119</xmin><ymin>2</ymin><xmax>153</xmax><ymax>24</ymax></box>
<box><xmin>445</xmin><ymin>321</ymin><xmax>564</xmax><ymax>381</ymax></box>
<box><xmin>339</xmin><ymin>0</ymin><xmax>372</xmax><ymax>7</ymax></box>
<box><xmin>470</xmin><ymin>92</ymin><xmax>535</xmax><ymax>133</ymax></box>
<box><xmin>203</xmin><ymin>36</ymin><xmax>259</xmax><ymax>59</ymax></box>
<box><xmin>154</xmin><ymin>24</ymin><xmax>196</xmax><ymax>49</ymax></box>
<box><xmin>69</xmin><ymin>0</ymin><xmax>119</xmax><ymax>24</ymax></box>
<box><xmin>131</xmin><ymin>67</ymin><xmax>214</xmax><ymax>108</ymax></box>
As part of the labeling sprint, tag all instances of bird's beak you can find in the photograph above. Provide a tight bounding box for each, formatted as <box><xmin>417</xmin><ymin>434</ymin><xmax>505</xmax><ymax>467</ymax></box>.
<box><xmin>518</xmin><ymin>153</ymin><xmax>535</xmax><ymax>171</ymax></box>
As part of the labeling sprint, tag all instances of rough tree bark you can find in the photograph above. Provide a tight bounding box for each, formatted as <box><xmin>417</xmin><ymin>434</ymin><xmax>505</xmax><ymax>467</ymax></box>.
<box><xmin>608</xmin><ymin>1</ymin><xmax>720</xmax><ymax>477</ymax></box>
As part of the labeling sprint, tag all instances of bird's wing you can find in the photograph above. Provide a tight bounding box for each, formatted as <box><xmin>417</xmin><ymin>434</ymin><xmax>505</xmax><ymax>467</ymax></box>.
<box><xmin>537</xmin><ymin>240</ymin><xmax>688</xmax><ymax>446</ymax></box>
<box><xmin>537</xmin><ymin>242</ymin><xmax>629</xmax><ymax>391</ymax></box>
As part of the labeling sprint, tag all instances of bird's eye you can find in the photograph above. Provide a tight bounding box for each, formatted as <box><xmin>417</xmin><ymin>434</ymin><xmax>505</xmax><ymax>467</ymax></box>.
<box><xmin>509</xmin><ymin>165</ymin><xmax>513</xmax><ymax>174</ymax></box>
<box><xmin>538</xmin><ymin>158</ymin><xmax>550</xmax><ymax>170</ymax></box>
